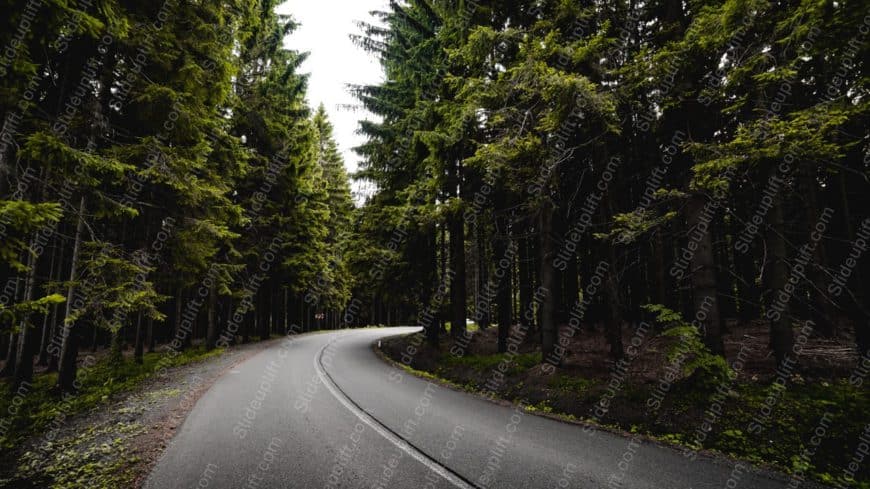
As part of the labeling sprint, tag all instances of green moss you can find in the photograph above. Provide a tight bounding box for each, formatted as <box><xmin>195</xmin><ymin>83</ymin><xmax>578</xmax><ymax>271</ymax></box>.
<box><xmin>442</xmin><ymin>352</ymin><xmax>540</xmax><ymax>375</ymax></box>
<box><xmin>549</xmin><ymin>374</ymin><xmax>599</xmax><ymax>395</ymax></box>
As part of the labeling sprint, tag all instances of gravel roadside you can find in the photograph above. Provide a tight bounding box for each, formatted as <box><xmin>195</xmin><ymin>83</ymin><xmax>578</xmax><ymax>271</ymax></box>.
<box><xmin>2</xmin><ymin>338</ymin><xmax>284</xmax><ymax>489</ymax></box>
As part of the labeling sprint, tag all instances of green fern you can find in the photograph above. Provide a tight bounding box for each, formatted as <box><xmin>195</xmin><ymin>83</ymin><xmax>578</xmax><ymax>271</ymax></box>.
<box><xmin>643</xmin><ymin>304</ymin><xmax>733</xmax><ymax>389</ymax></box>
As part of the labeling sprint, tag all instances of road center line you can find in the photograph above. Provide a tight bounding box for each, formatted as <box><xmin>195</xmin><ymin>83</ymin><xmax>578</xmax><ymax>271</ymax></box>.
<box><xmin>314</xmin><ymin>337</ymin><xmax>477</xmax><ymax>489</ymax></box>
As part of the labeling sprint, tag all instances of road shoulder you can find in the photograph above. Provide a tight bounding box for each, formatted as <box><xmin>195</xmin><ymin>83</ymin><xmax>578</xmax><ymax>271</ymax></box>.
<box><xmin>1</xmin><ymin>339</ymin><xmax>283</xmax><ymax>489</ymax></box>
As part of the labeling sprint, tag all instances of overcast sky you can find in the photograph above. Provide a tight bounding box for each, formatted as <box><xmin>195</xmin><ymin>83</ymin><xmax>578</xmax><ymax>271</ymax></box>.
<box><xmin>278</xmin><ymin>0</ymin><xmax>387</xmax><ymax>196</ymax></box>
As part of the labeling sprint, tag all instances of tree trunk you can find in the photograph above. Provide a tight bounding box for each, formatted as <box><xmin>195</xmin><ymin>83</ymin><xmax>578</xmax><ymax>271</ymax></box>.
<box><xmin>539</xmin><ymin>203</ymin><xmax>558</xmax><ymax>368</ymax></box>
<box><xmin>563</xmin><ymin>251</ymin><xmax>579</xmax><ymax>324</ymax></box>
<box><xmin>206</xmin><ymin>288</ymin><xmax>218</xmax><ymax>350</ymax></box>
<box><xmin>732</xmin><ymin>210</ymin><xmax>761</xmax><ymax>321</ymax></box>
<box><xmin>265</xmin><ymin>289</ymin><xmax>273</xmax><ymax>338</ymax></box>
<box><xmin>37</xmin><ymin>237</ymin><xmax>60</xmax><ymax>366</ymax></box>
<box><xmin>687</xmin><ymin>194</ymin><xmax>725</xmax><ymax>356</ymax></box>
<box><xmin>652</xmin><ymin>230</ymin><xmax>668</xmax><ymax>306</ymax></box>
<box><xmin>604</xmin><ymin>188</ymin><xmax>624</xmax><ymax>361</ymax></box>
<box><xmin>518</xmin><ymin>224</ymin><xmax>534</xmax><ymax>332</ymax></box>
<box><xmin>283</xmin><ymin>288</ymin><xmax>289</xmax><ymax>334</ymax></box>
<box><xmin>226</xmin><ymin>297</ymin><xmax>236</xmax><ymax>346</ymax></box>
<box><xmin>426</xmin><ymin>224</ymin><xmax>440</xmax><ymax>347</ymax></box>
<box><xmin>714</xmin><ymin>220</ymin><xmax>736</xmax><ymax>325</ymax></box>
<box><xmin>0</xmin><ymin>277</ymin><xmax>22</xmax><ymax>377</ymax></box>
<box><xmin>496</xmin><ymin>245</ymin><xmax>512</xmax><ymax>354</ymax></box>
<box><xmin>46</xmin><ymin>290</ymin><xmax>61</xmax><ymax>371</ymax></box>
<box><xmin>173</xmin><ymin>287</ymin><xmax>185</xmax><ymax>350</ymax></box>
<box><xmin>57</xmin><ymin>196</ymin><xmax>86</xmax><ymax>392</ymax></box>
<box><xmin>90</xmin><ymin>324</ymin><xmax>99</xmax><ymax>351</ymax></box>
<box><xmin>12</xmin><ymin>242</ymin><xmax>39</xmax><ymax>391</ymax></box>
<box><xmin>476</xmin><ymin>221</ymin><xmax>490</xmax><ymax>329</ymax></box>
<box><xmin>440</xmin><ymin>224</ymin><xmax>448</xmax><ymax>334</ymax></box>
<box><xmin>767</xmin><ymin>196</ymin><xmax>795</xmax><ymax>367</ymax></box>
<box><xmin>450</xmin><ymin>209</ymin><xmax>467</xmax><ymax>339</ymax></box>
<box><xmin>604</xmin><ymin>257</ymin><xmax>624</xmax><ymax>361</ymax></box>
<box><xmin>109</xmin><ymin>322</ymin><xmax>124</xmax><ymax>365</ymax></box>
<box><xmin>146</xmin><ymin>315</ymin><xmax>156</xmax><ymax>353</ymax></box>
<box><xmin>800</xmin><ymin>165</ymin><xmax>835</xmax><ymax>336</ymax></box>
<box><xmin>134</xmin><ymin>313</ymin><xmax>144</xmax><ymax>364</ymax></box>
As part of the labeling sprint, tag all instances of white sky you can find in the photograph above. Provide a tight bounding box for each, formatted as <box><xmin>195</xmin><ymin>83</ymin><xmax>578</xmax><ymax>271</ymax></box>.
<box><xmin>278</xmin><ymin>0</ymin><xmax>387</xmax><ymax>196</ymax></box>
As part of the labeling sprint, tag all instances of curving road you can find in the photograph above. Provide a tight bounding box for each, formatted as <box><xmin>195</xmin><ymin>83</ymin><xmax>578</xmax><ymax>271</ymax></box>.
<box><xmin>144</xmin><ymin>328</ymin><xmax>818</xmax><ymax>489</ymax></box>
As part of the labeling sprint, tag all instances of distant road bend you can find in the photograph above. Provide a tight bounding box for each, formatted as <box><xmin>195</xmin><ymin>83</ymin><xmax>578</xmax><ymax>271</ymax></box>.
<box><xmin>145</xmin><ymin>328</ymin><xmax>822</xmax><ymax>489</ymax></box>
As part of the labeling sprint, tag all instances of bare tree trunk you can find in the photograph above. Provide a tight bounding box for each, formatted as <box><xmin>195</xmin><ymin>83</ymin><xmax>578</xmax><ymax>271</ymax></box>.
<box><xmin>604</xmin><ymin>188</ymin><xmax>624</xmax><ymax>361</ymax></box>
<box><xmin>687</xmin><ymin>194</ymin><xmax>725</xmax><ymax>356</ymax></box>
<box><xmin>90</xmin><ymin>324</ymin><xmax>99</xmax><ymax>351</ymax></box>
<box><xmin>604</xmin><ymin>246</ymin><xmax>625</xmax><ymax>361</ymax></box>
<box><xmin>134</xmin><ymin>313</ymin><xmax>144</xmax><ymax>364</ymax></box>
<box><xmin>476</xmin><ymin>221</ymin><xmax>490</xmax><ymax>329</ymax></box>
<box><xmin>0</xmin><ymin>331</ymin><xmax>17</xmax><ymax>378</ymax></box>
<box><xmin>563</xmin><ymin>251</ymin><xmax>579</xmax><ymax>323</ymax></box>
<box><xmin>206</xmin><ymin>289</ymin><xmax>218</xmax><ymax>350</ymax></box>
<box><xmin>265</xmin><ymin>289</ymin><xmax>273</xmax><ymax>338</ymax></box>
<box><xmin>173</xmin><ymin>287</ymin><xmax>186</xmax><ymax>350</ymax></box>
<box><xmin>0</xmin><ymin>329</ymin><xmax>14</xmax><ymax>377</ymax></box>
<box><xmin>57</xmin><ymin>196</ymin><xmax>86</xmax><ymax>392</ymax></box>
<box><xmin>439</xmin><ymin>224</ymin><xmax>448</xmax><ymax>334</ymax></box>
<box><xmin>800</xmin><ymin>165</ymin><xmax>835</xmax><ymax>336</ymax></box>
<box><xmin>47</xmin><ymin>268</ymin><xmax>62</xmax><ymax>371</ymax></box>
<box><xmin>12</xmin><ymin>241</ymin><xmax>39</xmax><ymax>391</ymax></box>
<box><xmin>243</xmin><ymin>301</ymin><xmax>252</xmax><ymax>342</ymax></box>
<box><xmin>0</xmin><ymin>278</ymin><xmax>22</xmax><ymax>377</ymax></box>
<box><xmin>518</xmin><ymin>221</ymin><xmax>534</xmax><ymax>333</ymax></box>
<box><xmin>426</xmin><ymin>224</ymin><xmax>440</xmax><ymax>347</ymax></box>
<box><xmin>539</xmin><ymin>202</ymin><xmax>558</xmax><ymax>368</ymax></box>
<box><xmin>450</xmin><ymin>209</ymin><xmax>467</xmax><ymax>339</ymax></box>
<box><xmin>652</xmin><ymin>231</ymin><xmax>668</xmax><ymax>305</ymax></box>
<box><xmin>226</xmin><ymin>297</ymin><xmax>236</xmax><ymax>346</ymax></box>
<box><xmin>283</xmin><ymin>288</ymin><xmax>289</xmax><ymax>334</ymax></box>
<box><xmin>496</xmin><ymin>234</ymin><xmax>513</xmax><ymax>353</ymax></box>
<box><xmin>37</xmin><ymin>237</ymin><xmax>60</xmax><ymax>366</ymax></box>
<box><xmin>767</xmin><ymin>196</ymin><xmax>795</xmax><ymax>367</ymax></box>
<box><xmin>733</xmin><ymin>210</ymin><xmax>760</xmax><ymax>321</ymax></box>
<box><xmin>146</xmin><ymin>316</ymin><xmax>156</xmax><ymax>353</ymax></box>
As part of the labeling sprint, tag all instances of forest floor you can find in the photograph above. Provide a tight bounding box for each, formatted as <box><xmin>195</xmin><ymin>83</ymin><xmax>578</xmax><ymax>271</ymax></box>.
<box><xmin>0</xmin><ymin>338</ymin><xmax>282</xmax><ymax>489</ymax></box>
<box><xmin>380</xmin><ymin>322</ymin><xmax>869</xmax><ymax>488</ymax></box>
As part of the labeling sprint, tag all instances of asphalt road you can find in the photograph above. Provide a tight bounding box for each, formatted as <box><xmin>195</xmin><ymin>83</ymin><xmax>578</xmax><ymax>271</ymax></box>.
<box><xmin>144</xmin><ymin>328</ymin><xmax>817</xmax><ymax>489</ymax></box>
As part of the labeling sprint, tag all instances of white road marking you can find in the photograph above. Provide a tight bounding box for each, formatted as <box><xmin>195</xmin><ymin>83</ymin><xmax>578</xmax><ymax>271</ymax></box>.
<box><xmin>314</xmin><ymin>338</ymin><xmax>475</xmax><ymax>489</ymax></box>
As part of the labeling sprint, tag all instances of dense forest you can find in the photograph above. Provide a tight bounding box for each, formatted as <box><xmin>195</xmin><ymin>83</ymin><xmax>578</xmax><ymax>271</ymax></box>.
<box><xmin>0</xmin><ymin>0</ymin><xmax>355</xmax><ymax>394</ymax></box>
<box><xmin>1</xmin><ymin>0</ymin><xmax>869</xmax><ymax>487</ymax></box>
<box><xmin>351</xmin><ymin>0</ymin><xmax>869</xmax><ymax>367</ymax></box>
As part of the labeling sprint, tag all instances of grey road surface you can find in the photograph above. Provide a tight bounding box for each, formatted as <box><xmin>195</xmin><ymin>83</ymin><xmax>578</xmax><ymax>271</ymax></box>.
<box><xmin>144</xmin><ymin>327</ymin><xmax>818</xmax><ymax>489</ymax></box>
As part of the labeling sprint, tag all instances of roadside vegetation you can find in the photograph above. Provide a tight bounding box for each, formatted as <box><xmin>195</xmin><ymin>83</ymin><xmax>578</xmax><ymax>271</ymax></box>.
<box><xmin>0</xmin><ymin>345</ymin><xmax>227</xmax><ymax>488</ymax></box>
<box><xmin>382</xmin><ymin>325</ymin><xmax>869</xmax><ymax>488</ymax></box>
<box><xmin>0</xmin><ymin>347</ymin><xmax>222</xmax><ymax>449</ymax></box>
